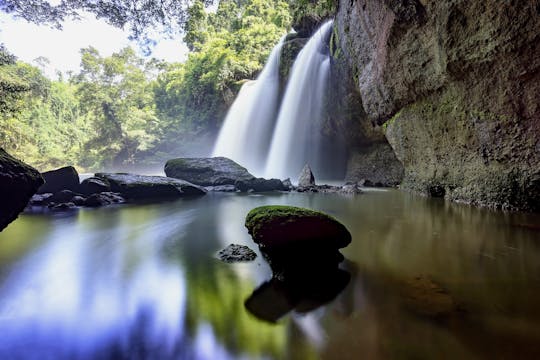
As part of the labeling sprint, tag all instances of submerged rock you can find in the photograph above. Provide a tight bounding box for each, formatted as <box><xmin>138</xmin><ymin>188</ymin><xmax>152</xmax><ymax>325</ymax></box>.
<box><xmin>217</xmin><ymin>244</ymin><xmax>257</xmax><ymax>263</ymax></box>
<box><xmin>48</xmin><ymin>189</ymin><xmax>84</xmax><ymax>204</ymax></box>
<box><xmin>400</xmin><ymin>275</ymin><xmax>459</xmax><ymax>319</ymax></box>
<box><xmin>165</xmin><ymin>157</ymin><xmax>255</xmax><ymax>186</ymax></box>
<box><xmin>297</xmin><ymin>164</ymin><xmax>316</xmax><ymax>188</ymax></box>
<box><xmin>0</xmin><ymin>148</ymin><xmax>44</xmax><ymax>231</ymax></box>
<box><xmin>95</xmin><ymin>173</ymin><xmax>206</xmax><ymax>200</ymax></box>
<box><xmin>37</xmin><ymin>166</ymin><xmax>79</xmax><ymax>194</ymax></box>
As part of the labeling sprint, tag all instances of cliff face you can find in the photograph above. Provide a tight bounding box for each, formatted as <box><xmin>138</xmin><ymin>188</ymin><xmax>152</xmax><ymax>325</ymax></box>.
<box><xmin>335</xmin><ymin>0</ymin><xmax>540</xmax><ymax>210</ymax></box>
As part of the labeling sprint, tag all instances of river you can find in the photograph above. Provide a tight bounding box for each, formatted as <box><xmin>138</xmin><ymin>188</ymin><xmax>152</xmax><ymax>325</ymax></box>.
<box><xmin>0</xmin><ymin>190</ymin><xmax>539</xmax><ymax>359</ymax></box>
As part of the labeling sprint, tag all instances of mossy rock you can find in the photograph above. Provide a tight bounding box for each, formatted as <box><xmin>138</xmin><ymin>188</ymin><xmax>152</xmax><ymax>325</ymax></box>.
<box><xmin>245</xmin><ymin>205</ymin><xmax>351</xmax><ymax>249</ymax></box>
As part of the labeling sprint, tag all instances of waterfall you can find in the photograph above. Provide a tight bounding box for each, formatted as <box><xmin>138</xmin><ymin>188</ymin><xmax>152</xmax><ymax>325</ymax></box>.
<box><xmin>212</xmin><ymin>35</ymin><xmax>286</xmax><ymax>177</ymax></box>
<box><xmin>264</xmin><ymin>21</ymin><xmax>333</xmax><ymax>181</ymax></box>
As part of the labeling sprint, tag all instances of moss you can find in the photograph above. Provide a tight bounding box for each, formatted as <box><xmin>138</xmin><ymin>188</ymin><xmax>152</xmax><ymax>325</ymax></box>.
<box><xmin>245</xmin><ymin>205</ymin><xmax>351</xmax><ymax>248</ymax></box>
<box><xmin>329</xmin><ymin>23</ymin><xmax>342</xmax><ymax>59</ymax></box>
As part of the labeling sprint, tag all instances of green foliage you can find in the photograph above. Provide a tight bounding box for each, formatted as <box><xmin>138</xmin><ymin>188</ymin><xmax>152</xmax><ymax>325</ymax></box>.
<box><xmin>287</xmin><ymin>0</ymin><xmax>337</xmax><ymax>28</ymax></box>
<box><xmin>0</xmin><ymin>0</ymin><xmax>292</xmax><ymax>171</ymax></box>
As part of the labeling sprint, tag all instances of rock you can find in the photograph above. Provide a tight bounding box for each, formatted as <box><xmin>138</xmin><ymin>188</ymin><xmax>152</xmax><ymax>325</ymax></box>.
<box><xmin>339</xmin><ymin>184</ymin><xmax>363</xmax><ymax>195</ymax></box>
<box><xmin>297</xmin><ymin>164</ymin><xmax>315</xmax><ymax>187</ymax></box>
<box><xmin>95</xmin><ymin>173</ymin><xmax>206</xmax><ymax>200</ymax></box>
<box><xmin>345</xmin><ymin>144</ymin><xmax>404</xmax><ymax>187</ymax></box>
<box><xmin>282</xmin><ymin>178</ymin><xmax>294</xmax><ymax>190</ymax></box>
<box><xmin>0</xmin><ymin>148</ymin><xmax>44</xmax><ymax>231</ymax></box>
<box><xmin>164</xmin><ymin>157</ymin><xmax>256</xmax><ymax>186</ymax></box>
<box><xmin>235</xmin><ymin>178</ymin><xmax>286</xmax><ymax>192</ymax></box>
<box><xmin>79</xmin><ymin>177</ymin><xmax>111</xmax><ymax>195</ymax></box>
<box><xmin>217</xmin><ymin>244</ymin><xmax>258</xmax><ymax>263</ymax></box>
<box><xmin>245</xmin><ymin>205</ymin><xmax>351</xmax><ymax>250</ymax></box>
<box><xmin>71</xmin><ymin>196</ymin><xmax>86</xmax><ymax>206</ymax></box>
<box><xmin>84</xmin><ymin>192</ymin><xmax>125</xmax><ymax>207</ymax></box>
<box><xmin>48</xmin><ymin>190</ymin><xmax>83</xmax><ymax>204</ymax></box>
<box><xmin>37</xmin><ymin>166</ymin><xmax>79</xmax><ymax>194</ymax></box>
<box><xmin>205</xmin><ymin>184</ymin><xmax>238</xmax><ymax>192</ymax></box>
<box><xmin>48</xmin><ymin>202</ymin><xmax>76</xmax><ymax>210</ymax></box>
<box><xmin>335</xmin><ymin>0</ymin><xmax>540</xmax><ymax>211</ymax></box>
<box><xmin>29</xmin><ymin>193</ymin><xmax>53</xmax><ymax>206</ymax></box>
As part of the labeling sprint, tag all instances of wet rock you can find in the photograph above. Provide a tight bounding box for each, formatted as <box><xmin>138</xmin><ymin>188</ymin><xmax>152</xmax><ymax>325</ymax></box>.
<box><xmin>165</xmin><ymin>157</ymin><xmax>255</xmax><ymax>186</ymax></box>
<box><xmin>37</xmin><ymin>166</ymin><xmax>79</xmax><ymax>194</ymax></box>
<box><xmin>235</xmin><ymin>178</ymin><xmax>286</xmax><ymax>192</ymax></box>
<box><xmin>84</xmin><ymin>192</ymin><xmax>125</xmax><ymax>207</ymax></box>
<box><xmin>282</xmin><ymin>178</ymin><xmax>294</xmax><ymax>190</ymax></box>
<box><xmin>245</xmin><ymin>205</ymin><xmax>351</xmax><ymax>249</ymax></box>
<box><xmin>71</xmin><ymin>196</ymin><xmax>86</xmax><ymax>206</ymax></box>
<box><xmin>205</xmin><ymin>185</ymin><xmax>238</xmax><ymax>192</ymax></box>
<box><xmin>79</xmin><ymin>177</ymin><xmax>111</xmax><ymax>195</ymax></box>
<box><xmin>95</xmin><ymin>173</ymin><xmax>206</xmax><ymax>200</ymax></box>
<box><xmin>29</xmin><ymin>193</ymin><xmax>53</xmax><ymax>206</ymax></box>
<box><xmin>48</xmin><ymin>190</ymin><xmax>83</xmax><ymax>204</ymax></box>
<box><xmin>245</xmin><ymin>205</ymin><xmax>351</xmax><ymax>278</ymax></box>
<box><xmin>0</xmin><ymin>148</ymin><xmax>44</xmax><ymax>231</ymax></box>
<box><xmin>48</xmin><ymin>202</ymin><xmax>76</xmax><ymax>210</ymax></box>
<box><xmin>297</xmin><ymin>164</ymin><xmax>315</xmax><ymax>188</ymax></box>
<box><xmin>217</xmin><ymin>244</ymin><xmax>257</xmax><ymax>263</ymax></box>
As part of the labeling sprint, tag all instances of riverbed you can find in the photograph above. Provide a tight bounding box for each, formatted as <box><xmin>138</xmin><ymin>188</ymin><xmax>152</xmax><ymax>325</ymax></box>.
<box><xmin>0</xmin><ymin>190</ymin><xmax>539</xmax><ymax>359</ymax></box>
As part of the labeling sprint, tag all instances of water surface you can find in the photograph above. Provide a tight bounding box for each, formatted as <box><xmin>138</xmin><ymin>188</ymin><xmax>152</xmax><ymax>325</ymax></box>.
<box><xmin>0</xmin><ymin>190</ymin><xmax>539</xmax><ymax>359</ymax></box>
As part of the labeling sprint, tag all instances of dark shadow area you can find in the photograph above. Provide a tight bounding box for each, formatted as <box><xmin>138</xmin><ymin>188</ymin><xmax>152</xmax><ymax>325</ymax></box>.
<box><xmin>245</xmin><ymin>267</ymin><xmax>350</xmax><ymax>323</ymax></box>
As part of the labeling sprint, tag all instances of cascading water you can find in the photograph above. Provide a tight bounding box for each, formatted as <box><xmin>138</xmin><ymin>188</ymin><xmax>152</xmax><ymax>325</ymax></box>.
<box><xmin>212</xmin><ymin>35</ymin><xmax>286</xmax><ymax>177</ymax></box>
<box><xmin>264</xmin><ymin>21</ymin><xmax>333</xmax><ymax>181</ymax></box>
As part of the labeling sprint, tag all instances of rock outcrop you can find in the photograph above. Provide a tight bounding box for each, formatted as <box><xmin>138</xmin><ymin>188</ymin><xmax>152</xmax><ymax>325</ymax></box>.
<box><xmin>95</xmin><ymin>173</ymin><xmax>206</xmax><ymax>199</ymax></box>
<box><xmin>0</xmin><ymin>149</ymin><xmax>43</xmax><ymax>231</ymax></box>
<box><xmin>165</xmin><ymin>157</ymin><xmax>255</xmax><ymax>186</ymax></box>
<box><xmin>335</xmin><ymin>0</ymin><xmax>540</xmax><ymax>210</ymax></box>
<box><xmin>297</xmin><ymin>164</ymin><xmax>316</xmax><ymax>187</ymax></box>
<box><xmin>37</xmin><ymin>166</ymin><xmax>79</xmax><ymax>194</ymax></box>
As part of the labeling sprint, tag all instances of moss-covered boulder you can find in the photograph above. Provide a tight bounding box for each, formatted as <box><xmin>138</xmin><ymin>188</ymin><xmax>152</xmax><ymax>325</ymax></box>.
<box><xmin>245</xmin><ymin>205</ymin><xmax>351</xmax><ymax>249</ymax></box>
<box><xmin>37</xmin><ymin>166</ymin><xmax>79</xmax><ymax>194</ymax></box>
<box><xmin>245</xmin><ymin>205</ymin><xmax>351</xmax><ymax>279</ymax></box>
<box><xmin>0</xmin><ymin>148</ymin><xmax>43</xmax><ymax>231</ymax></box>
<box><xmin>95</xmin><ymin>173</ymin><xmax>206</xmax><ymax>200</ymax></box>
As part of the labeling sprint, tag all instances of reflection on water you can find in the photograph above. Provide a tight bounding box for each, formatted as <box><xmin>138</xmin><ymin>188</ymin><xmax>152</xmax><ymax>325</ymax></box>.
<box><xmin>0</xmin><ymin>191</ymin><xmax>539</xmax><ymax>359</ymax></box>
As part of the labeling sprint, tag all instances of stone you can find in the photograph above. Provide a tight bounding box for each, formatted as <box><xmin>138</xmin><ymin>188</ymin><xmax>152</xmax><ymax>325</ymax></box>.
<box><xmin>217</xmin><ymin>244</ymin><xmax>257</xmax><ymax>263</ymax></box>
<box><xmin>164</xmin><ymin>157</ymin><xmax>256</xmax><ymax>186</ymax></box>
<box><xmin>37</xmin><ymin>166</ymin><xmax>79</xmax><ymax>194</ymax></box>
<box><xmin>49</xmin><ymin>202</ymin><xmax>76</xmax><ymax>210</ymax></box>
<box><xmin>84</xmin><ymin>192</ymin><xmax>125</xmax><ymax>207</ymax></box>
<box><xmin>79</xmin><ymin>177</ymin><xmax>111</xmax><ymax>195</ymax></box>
<box><xmin>204</xmin><ymin>185</ymin><xmax>237</xmax><ymax>192</ymax></box>
<box><xmin>282</xmin><ymin>178</ymin><xmax>294</xmax><ymax>190</ymax></box>
<box><xmin>235</xmin><ymin>178</ymin><xmax>286</xmax><ymax>192</ymax></box>
<box><xmin>297</xmin><ymin>164</ymin><xmax>315</xmax><ymax>187</ymax></box>
<box><xmin>29</xmin><ymin>193</ymin><xmax>53</xmax><ymax>206</ymax></box>
<box><xmin>0</xmin><ymin>148</ymin><xmax>44</xmax><ymax>231</ymax></box>
<box><xmin>48</xmin><ymin>190</ymin><xmax>83</xmax><ymax>204</ymax></box>
<box><xmin>95</xmin><ymin>173</ymin><xmax>206</xmax><ymax>200</ymax></box>
<box><xmin>245</xmin><ymin>205</ymin><xmax>351</xmax><ymax>250</ymax></box>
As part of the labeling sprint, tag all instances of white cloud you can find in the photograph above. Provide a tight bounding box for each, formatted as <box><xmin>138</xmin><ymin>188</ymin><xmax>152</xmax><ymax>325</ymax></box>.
<box><xmin>0</xmin><ymin>12</ymin><xmax>188</xmax><ymax>78</ymax></box>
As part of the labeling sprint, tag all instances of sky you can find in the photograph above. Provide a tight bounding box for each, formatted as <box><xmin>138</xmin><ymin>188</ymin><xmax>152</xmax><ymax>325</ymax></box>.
<box><xmin>0</xmin><ymin>11</ymin><xmax>189</xmax><ymax>78</ymax></box>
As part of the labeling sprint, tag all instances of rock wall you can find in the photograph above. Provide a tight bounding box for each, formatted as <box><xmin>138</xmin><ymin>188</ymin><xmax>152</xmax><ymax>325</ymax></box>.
<box><xmin>0</xmin><ymin>149</ymin><xmax>43</xmax><ymax>231</ymax></box>
<box><xmin>336</xmin><ymin>0</ymin><xmax>540</xmax><ymax>210</ymax></box>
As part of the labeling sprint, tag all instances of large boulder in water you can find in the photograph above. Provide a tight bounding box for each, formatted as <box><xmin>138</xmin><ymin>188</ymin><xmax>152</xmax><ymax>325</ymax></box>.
<box><xmin>0</xmin><ymin>148</ymin><xmax>44</xmax><ymax>231</ymax></box>
<box><xmin>37</xmin><ymin>166</ymin><xmax>79</xmax><ymax>194</ymax></box>
<box><xmin>297</xmin><ymin>164</ymin><xmax>315</xmax><ymax>188</ymax></box>
<box><xmin>165</xmin><ymin>157</ymin><xmax>255</xmax><ymax>186</ymax></box>
<box><xmin>95</xmin><ymin>173</ymin><xmax>206</xmax><ymax>200</ymax></box>
<box><xmin>79</xmin><ymin>177</ymin><xmax>111</xmax><ymax>195</ymax></box>
<box><xmin>245</xmin><ymin>205</ymin><xmax>351</xmax><ymax>249</ymax></box>
<box><xmin>235</xmin><ymin>178</ymin><xmax>286</xmax><ymax>192</ymax></box>
<box><xmin>245</xmin><ymin>205</ymin><xmax>351</xmax><ymax>278</ymax></box>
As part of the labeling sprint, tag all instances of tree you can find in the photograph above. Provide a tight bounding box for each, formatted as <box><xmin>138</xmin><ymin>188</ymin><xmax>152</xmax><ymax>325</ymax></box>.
<box><xmin>0</xmin><ymin>0</ymin><xmax>213</xmax><ymax>42</ymax></box>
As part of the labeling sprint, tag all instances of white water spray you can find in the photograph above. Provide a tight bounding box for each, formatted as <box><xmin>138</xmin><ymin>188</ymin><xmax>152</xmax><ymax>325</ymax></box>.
<box><xmin>264</xmin><ymin>21</ymin><xmax>333</xmax><ymax>180</ymax></box>
<box><xmin>212</xmin><ymin>35</ymin><xmax>286</xmax><ymax>176</ymax></box>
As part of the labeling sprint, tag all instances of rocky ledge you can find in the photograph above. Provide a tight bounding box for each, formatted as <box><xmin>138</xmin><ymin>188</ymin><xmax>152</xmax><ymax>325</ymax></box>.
<box><xmin>0</xmin><ymin>149</ymin><xmax>43</xmax><ymax>231</ymax></box>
